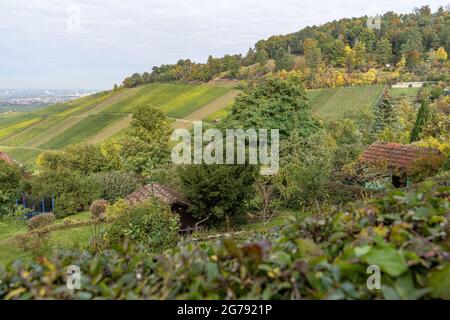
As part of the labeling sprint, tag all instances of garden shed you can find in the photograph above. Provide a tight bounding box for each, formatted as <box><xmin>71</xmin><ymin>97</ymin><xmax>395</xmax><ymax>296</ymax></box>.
<box><xmin>126</xmin><ymin>183</ymin><xmax>198</xmax><ymax>230</ymax></box>
<box><xmin>360</xmin><ymin>142</ymin><xmax>440</xmax><ymax>188</ymax></box>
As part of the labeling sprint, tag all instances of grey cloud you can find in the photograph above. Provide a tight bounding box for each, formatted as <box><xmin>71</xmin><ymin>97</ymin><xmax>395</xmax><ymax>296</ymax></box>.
<box><xmin>0</xmin><ymin>0</ymin><xmax>446</xmax><ymax>88</ymax></box>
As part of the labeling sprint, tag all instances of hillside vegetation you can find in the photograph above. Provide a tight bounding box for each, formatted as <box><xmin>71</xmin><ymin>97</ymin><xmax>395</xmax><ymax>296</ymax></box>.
<box><xmin>119</xmin><ymin>7</ymin><xmax>450</xmax><ymax>88</ymax></box>
<box><xmin>208</xmin><ymin>85</ymin><xmax>385</xmax><ymax>122</ymax></box>
<box><xmin>0</xmin><ymin>83</ymin><xmax>233</xmax><ymax>154</ymax></box>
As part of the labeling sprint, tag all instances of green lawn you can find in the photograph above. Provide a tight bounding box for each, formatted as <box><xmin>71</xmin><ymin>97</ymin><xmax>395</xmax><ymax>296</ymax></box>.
<box><xmin>390</xmin><ymin>87</ymin><xmax>420</xmax><ymax>103</ymax></box>
<box><xmin>0</xmin><ymin>212</ymin><xmax>94</xmax><ymax>266</ymax></box>
<box><xmin>241</xmin><ymin>210</ymin><xmax>293</xmax><ymax>232</ymax></box>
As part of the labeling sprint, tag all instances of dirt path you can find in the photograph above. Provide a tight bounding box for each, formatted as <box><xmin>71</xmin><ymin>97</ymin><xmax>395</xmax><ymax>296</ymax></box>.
<box><xmin>173</xmin><ymin>118</ymin><xmax>195</xmax><ymax>129</ymax></box>
<box><xmin>86</xmin><ymin>114</ymin><xmax>133</xmax><ymax>144</ymax></box>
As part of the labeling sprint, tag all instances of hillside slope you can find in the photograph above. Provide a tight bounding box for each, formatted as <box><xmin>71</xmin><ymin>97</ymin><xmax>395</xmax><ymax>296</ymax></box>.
<box><xmin>0</xmin><ymin>83</ymin><xmax>236</xmax><ymax>168</ymax></box>
<box><xmin>207</xmin><ymin>85</ymin><xmax>385</xmax><ymax>122</ymax></box>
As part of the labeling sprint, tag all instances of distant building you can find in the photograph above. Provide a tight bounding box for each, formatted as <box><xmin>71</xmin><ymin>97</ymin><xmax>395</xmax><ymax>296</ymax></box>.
<box><xmin>360</xmin><ymin>142</ymin><xmax>440</xmax><ymax>188</ymax></box>
<box><xmin>444</xmin><ymin>89</ymin><xmax>450</xmax><ymax>96</ymax></box>
<box><xmin>126</xmin><ymin>183</ymin><xmax>198</xmax><ymax>230</ymax></box>
<box><xmin>391</xmin><ymin>82</ymin><xmax>425</xmax><ymax>88</ymax></box>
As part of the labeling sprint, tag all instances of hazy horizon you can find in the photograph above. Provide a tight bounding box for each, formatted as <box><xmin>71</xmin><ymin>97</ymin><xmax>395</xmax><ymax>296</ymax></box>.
<box><xmin>0</xmin><ymin>0</ymin><xmax>448</xmax><ymax>90</ymax></box>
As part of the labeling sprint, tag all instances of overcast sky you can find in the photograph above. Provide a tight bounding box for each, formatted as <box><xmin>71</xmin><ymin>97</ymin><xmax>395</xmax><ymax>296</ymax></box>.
<box><xmin>0</xmin><ymin>0</ymin><xmax>447</xmax><ymax>89</ymax></box>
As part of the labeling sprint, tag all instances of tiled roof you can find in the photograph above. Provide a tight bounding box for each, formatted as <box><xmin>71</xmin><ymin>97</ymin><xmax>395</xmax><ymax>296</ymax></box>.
<box><xmin>0</xmin><ymin>151</ymin><xmax>16</xmax><ymax>166</ymax></box>
<box><xmin>126</xmin><ymin>183</ymin><xmax>191</xmax><ymax>207</ymax></box>
<box><xmin>360</xmin><ymin>142</ymin><xmax>439</xmax><ymax>169</ymax></box>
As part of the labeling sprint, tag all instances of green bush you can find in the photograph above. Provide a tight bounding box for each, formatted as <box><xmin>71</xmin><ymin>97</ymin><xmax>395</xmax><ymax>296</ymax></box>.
<box><xmin>90</xmin><ymin>171</ymin><xmax>140</xmax><ymax>202</ymax></box>
<box><xmin>0</xmin><ymin>161</ymin><xmax>21</xmax><ymax>218</ymax></box>
<box><xmin>26</xmin><ymin>213</ymin><xmax>55</xmax><ymax>230</ymax></box>
<box><xmin>107</xmin><ymin>199</ymin><xmax>180</xmax><ymax>253</ymax></box>
<box><xmin>30</xmin><ymin>169</ymin><xmax>101</xmax><ymax>218</ymax></box>
<box><xmin>179</xmin><ymin>163</ymin><xmax>257</xmax><ymax>227</ymax></box>
<box><xmin>0</xmin><ymin>182</ymin><xmax>448</xmax><ymax>300</ymax></box>
<box><xmin>37</xmin><ymin>144</ymin><xmax>110</xmax><ymax>175</ymax></box>
<box><xmin>90</xmin><ymin>199</ymin><xmax>109</xmax><ymax>221</ymax></box>
<box><xmin>104</xmin><ymin>198</ymin><xmax>129</xmax><ymax>219</ymax></box>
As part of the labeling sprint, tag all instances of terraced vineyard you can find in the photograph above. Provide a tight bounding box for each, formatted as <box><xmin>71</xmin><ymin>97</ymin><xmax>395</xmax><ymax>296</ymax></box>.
<box><xmin>309</xmin><ymin>85</ymin><xmax>384</xmax><ymax>120</ymax></box>
<box><xmin>0</xmin><ymin>83</ymin><xmax>236</xmax><ymax>168</ymax></box>
<box><xmin>41</xmin><ymin>114</ymin><xmax>127</xmax><ymax>149</ymax></box>
<box><xmin>0</xmin><ymin>84</ymin><xmax>404</xmax><ymax>169</ymax></box>
<box><xmin>207</xmin><ymin>85</ymin><xmax>385</xmax><ymax>122</ymax></box>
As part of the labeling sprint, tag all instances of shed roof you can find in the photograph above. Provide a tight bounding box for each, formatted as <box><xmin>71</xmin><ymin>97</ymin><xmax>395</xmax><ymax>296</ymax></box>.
<box><xmin>0</xmin><ymin>151</ymin><xmax>16</xmax><ymax>166</ymax></box>
<box><xmin>360</xmin><ymin>142</ymin><xmax>439</xmax><ymax>170</ymax></box>
<box><xmin>126</xmin><ymin>183</ymin><xmax>191</xmax><ymax>207</ymax></box>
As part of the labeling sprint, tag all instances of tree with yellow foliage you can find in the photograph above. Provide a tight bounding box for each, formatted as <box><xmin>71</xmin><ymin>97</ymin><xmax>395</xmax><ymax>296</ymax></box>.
<box><xmin>344</xmin><ymin>45</ymin><xmax>355</xmax><ymax>71</ymax></box>
<box><xmin>335</xmin><ymin>71</ymin><xmax>345</xmax><ymax>87</ymax></box>
<box><xmin>397</xmin><ymin>54</ymin><xmax>407</xmax><ymax>67</ymax></box>
<box><xmin>361</xmin><ymin>69</ymin><xmax>377</xmax><ymax>85</ymax></box>
<box><xmin>435</xmin><ymin>47</ymin><xmax>448</xmax><ymax>63</ymax></box>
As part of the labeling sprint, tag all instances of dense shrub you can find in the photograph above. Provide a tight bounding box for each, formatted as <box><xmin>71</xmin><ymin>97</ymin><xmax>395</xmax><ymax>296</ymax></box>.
<box><xmin>37</xmin><ymin>144</ymin><xmax>110</xmax><ymax>175</ymax></box>
<box><xmin>107</xmin><ymin>199</ymin><xmax>179</xmax><ymax>253</ymax></box>
<box><xmin>407</xmin><ymin>153</ymin><xmax>447</xmax><ymax>182</ymax></box>
<box><xmin>0</xmin><ymin>182</ymin><xmax>448</xmax><ymax>299</ymax></box>
<box><xmin>90</xmin><ymin>199</ymin><xmax>109</xmax><ymax>221</ymax></box>
<box><xmin>26</xmin><ymin>213</ymin><xmax>55</xmax><ymax>230</ymax></box>
<box><xmin>30</xmin><ymin>169</ymin><xmax>101</xmax><ymax>218</ymax></box>
<box><xmin>104</xmin><ymin>198</ymin><xmax>129</xmax><ymax>219</ymax></box>
<box><xmin>90</xmin><ymin>171</ymin><xmax>140</xmax><ymax>202</ymax></box>
<box><xmin>0</xmin><ymin>161</ymin><xmax>21</xmax><ymax>218</ymax></box>
<box><xmin>179</xmin><ymin>163</ymin><xmax>257</xmax><ymax>227</ymax></box>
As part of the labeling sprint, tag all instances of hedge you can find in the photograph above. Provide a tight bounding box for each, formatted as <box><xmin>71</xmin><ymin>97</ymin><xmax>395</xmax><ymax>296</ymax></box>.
<box><xmin>0</xmin><ymin>182</ymin><xmax>448</xmax><ymax>300</ymax></box>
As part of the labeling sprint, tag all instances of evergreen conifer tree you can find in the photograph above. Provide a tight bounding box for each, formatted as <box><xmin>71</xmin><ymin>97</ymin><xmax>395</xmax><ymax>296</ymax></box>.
<box><xmin>372</xmin><ymin>88</ymin><xmax>394</xmax><ymax>134</ymax></box>
<box><xmin>410</xmin><ymin>100</ymin><xmax>430</xmax><ymax>142</ymax></box>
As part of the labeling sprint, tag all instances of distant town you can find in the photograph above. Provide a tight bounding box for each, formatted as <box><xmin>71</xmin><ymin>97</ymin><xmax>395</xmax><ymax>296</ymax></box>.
<box><xmin>0</xmin><ymin>89</ymin><xmax>98</xmax><ymax>112</ymax></box>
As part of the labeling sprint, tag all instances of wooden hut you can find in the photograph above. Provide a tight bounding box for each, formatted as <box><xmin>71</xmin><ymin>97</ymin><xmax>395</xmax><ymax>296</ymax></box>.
<box><xmin>360</xmin><ymin>142</ymin><xmax>440</xmax><ymax>188</ymax></box>
<box><xmin>126</xmin><ymin>183</ymin><xmax>197</xmax><ymax>230</ymax></box>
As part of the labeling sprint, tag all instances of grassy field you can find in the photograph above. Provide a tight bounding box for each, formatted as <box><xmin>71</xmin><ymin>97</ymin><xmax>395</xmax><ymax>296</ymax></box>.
<box><xmin>390</xmin><ymin>87</ymin><xmax>420</xmax><ymax>103</ymax></box>
<box><xmin>0</xmin><ymin>209</ymin><xmax>294</xmax><ymax>267</ymax></box>
<box><xmin>0</xmin><ymin>212</ymin><xmax>93</xmax><ymax>266</ymax></box>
